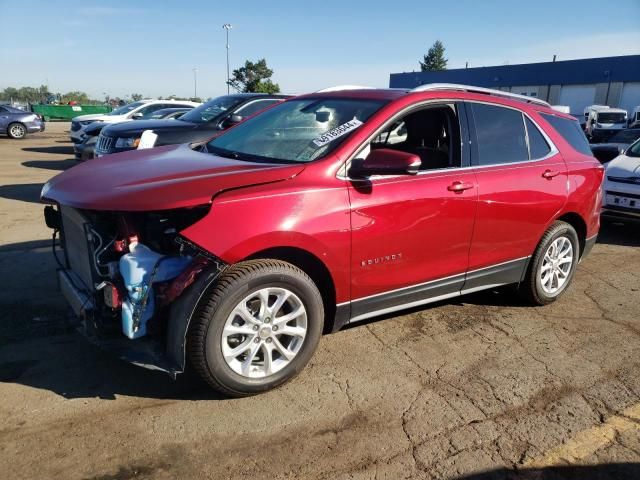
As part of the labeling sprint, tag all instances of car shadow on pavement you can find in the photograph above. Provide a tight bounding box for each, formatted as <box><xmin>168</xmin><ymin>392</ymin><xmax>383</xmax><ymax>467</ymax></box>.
<box><xmin>0</xmin><ymin>239</ymin><xmax>223</xmax><ymax>401</ymax></box>
<box><xmin>22</xmin><ymin>145</ymin><xmax>74</xmax><ymax>155</ymax></box>
<box><xmin>597</xmin><ymin>218</ymin><xmax>640</xmax><ymax>247</ymax></box>
<box><xmin>454</xmin><ymin>463</ymin><xmax>640</xmax><ymax>479</ymax></box>
<box><xmin>21</xmin><ymin>159</ymin><xmax>78</xmax><ymax>171</ymax></box>
<box><xmin>0</xmin><ymin>183</ymin><xmax>44</xmax><ymax>203</ymax></box>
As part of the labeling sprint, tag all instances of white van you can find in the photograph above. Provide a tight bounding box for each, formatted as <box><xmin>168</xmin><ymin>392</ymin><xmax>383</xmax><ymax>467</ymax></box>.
<box><xmin>584</xmin><ymin>105</ymin><xmax>627</xmax><ymax>143</ymax></box>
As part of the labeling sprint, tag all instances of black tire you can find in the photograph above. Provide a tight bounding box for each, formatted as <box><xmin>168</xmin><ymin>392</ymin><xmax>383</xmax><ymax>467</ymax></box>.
<box><xmin>7</xmin><ymin>122</ymin><xmax>27</xmax><ymax>139</ymax></box>
<box><xmin>519</xmin><ymin>221</ymin><xmax>580</xmax><ymax>305</ymax></box>
<box><xmin>188</xmin><ymin>259</ymin><xmax>324</xmax><ymax>397</ymax></box>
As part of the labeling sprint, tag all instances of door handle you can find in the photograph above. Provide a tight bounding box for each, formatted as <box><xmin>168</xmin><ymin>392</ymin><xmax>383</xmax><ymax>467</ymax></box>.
<box><xmin>447</xmin><ymin>181</ymin><xmax>474</xmax><ymax>193</ymax></box>
<box><xmin>542</xmin><ymin>169</ymin><xmax>560</xmax><ymax>179</ymax></box>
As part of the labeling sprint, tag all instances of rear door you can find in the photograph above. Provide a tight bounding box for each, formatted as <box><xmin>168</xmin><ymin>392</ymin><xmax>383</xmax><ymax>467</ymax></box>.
<box><xmin>464</xmin><ymin>102</ymin><xmax>568</xmax><ymax>289</ymax></box>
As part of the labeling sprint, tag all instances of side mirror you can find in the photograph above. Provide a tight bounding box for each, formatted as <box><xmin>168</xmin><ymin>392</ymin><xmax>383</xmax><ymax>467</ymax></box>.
<box><xmin>221</xmin><ymin>114</ymin><xmax>243</xmax><ymax>129</ymax></box>
<box><xmin>349</xmin><ymin>148</ymin><xmax>421</xmax><ymax>178</ymax></box>
<box><xmin>132</xmin><ymin>112</ymin><xmax>144</xmax><ymax>119</ymax></box>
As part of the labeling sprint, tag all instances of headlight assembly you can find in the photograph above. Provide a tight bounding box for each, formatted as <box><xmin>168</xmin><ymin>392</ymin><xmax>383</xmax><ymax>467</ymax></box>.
<box><xmin>115</xmin><ymin>137</ymin><xmax>141</xmax><ymax>148</ymax></box>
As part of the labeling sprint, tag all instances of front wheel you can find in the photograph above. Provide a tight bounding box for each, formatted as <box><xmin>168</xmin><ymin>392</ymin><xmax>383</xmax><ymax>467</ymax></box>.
<box><xmin>188</xmin><ymin>259</ymin><xmax>324</xmax><ymax>397</ymax></box>
<box><xmin>519</xmin><ymin>221</ymin><xmax>580</xmax><ymax>305</ymax></box>
<box><xmin>7</xmin><ymin>123</ymin><xmax>27</xmax><ymax>139</ymax></box>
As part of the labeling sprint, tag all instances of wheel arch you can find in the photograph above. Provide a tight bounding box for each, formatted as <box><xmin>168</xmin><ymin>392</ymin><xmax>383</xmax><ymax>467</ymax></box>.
<box><xmin>247</xmin><ymin>246</ymin><xmax>339</xmax><ymax>334</ymax></box>
<box><xmin>7</xmin><ymin>121</ymin><xmax>26</xmax><ymax>137</ymax></box>
<box><xmin>555</xmin><ymin>212</ymin><xmax>587</xmax><ymax>258</ymax></box>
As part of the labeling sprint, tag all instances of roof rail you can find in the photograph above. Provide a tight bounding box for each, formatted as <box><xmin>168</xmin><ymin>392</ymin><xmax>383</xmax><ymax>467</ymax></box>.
<box><xmin>410</xmin><ymin>83</ymin><xmax>551</xmax><ymax>108</ymax></box>
<box><xmin>316</xmin><ymin>85</ymin><xmax>374</xmax><ymax>93</ymax></box>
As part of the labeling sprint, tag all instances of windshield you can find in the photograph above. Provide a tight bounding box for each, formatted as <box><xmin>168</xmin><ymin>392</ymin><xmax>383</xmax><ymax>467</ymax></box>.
<box><xmin>206</xmin><ymin>98</ymin><xmax>386</xmax><ymax>163</ymax></box>
<box><xmin>180</xmin><ymin>95</ymin><xmax>243</xmax><ymax>124</ymax></box>
<box><xmin>627</xmin><ymin>138</ymin><xmax>640</xmax><ymax>158</ymax></box>
<box><xmin>608</xmin><ymin>129</ymin><xmax>640</xmax><ymax>144</ymax></box>
<box><xmin>107</xmin><ymin>101</ymin><xmax>145</xmax><ymax>116</ymax></box>
<box><xmin>597</xmin><ymin>112</ymin><xmax>626</xmax><ymax>124</ymax></box>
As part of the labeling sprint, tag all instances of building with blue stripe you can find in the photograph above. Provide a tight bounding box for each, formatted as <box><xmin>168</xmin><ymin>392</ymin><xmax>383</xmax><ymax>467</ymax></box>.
<box><xmin>389</xmin><ymin>55</ymin><xmax>640</xmax><ymax>118</ymax></box>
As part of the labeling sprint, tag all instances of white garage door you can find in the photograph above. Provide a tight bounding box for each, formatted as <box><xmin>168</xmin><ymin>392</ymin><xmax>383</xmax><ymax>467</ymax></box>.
<box><xmin>619</xmin><ymin>82</ymin><xmax>640</xmax><ymax>120</ymax></box>
<box><xmin>558</xmin><ymin>85</ymin><xmax>596</xmax><ymax>117</ymax></box>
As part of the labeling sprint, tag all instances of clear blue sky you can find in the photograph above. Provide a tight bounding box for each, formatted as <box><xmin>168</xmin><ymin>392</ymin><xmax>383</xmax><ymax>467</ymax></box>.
<box><xmin>1</xmin><ymin>0</ymin><xmax>639</xmax><ymax>100</ymax></box>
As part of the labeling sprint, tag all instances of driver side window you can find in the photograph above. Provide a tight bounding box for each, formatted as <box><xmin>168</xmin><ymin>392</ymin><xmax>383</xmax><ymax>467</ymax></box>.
<box><xmin>357</xmin><ymin>103</ymin><xmax>462</xmax><ymax>171</ymax></box>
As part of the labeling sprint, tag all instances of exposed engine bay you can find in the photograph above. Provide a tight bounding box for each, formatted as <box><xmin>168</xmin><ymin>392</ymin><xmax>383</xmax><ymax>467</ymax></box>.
<box><xmin>44</xmin><ymin>204</ymin><xmax>223</xmax><ymax>362</ymax></box>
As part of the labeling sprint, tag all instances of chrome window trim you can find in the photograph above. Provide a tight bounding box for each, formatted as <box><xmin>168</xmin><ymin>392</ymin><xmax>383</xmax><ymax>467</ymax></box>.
<box><xmin>336</xmin><ymin>99</ymin><xmax>559</xmax><ymax>182</ymax></box>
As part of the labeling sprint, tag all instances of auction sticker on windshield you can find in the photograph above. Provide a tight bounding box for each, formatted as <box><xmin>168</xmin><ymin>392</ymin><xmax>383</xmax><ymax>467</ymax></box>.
<box><xmin>313</xmin><ymin>119</ymin><xmax>363</xmax><ymax>147</ymax></box>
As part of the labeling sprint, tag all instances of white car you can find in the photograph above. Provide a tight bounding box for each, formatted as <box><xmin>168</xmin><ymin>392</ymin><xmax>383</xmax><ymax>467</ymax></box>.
<box><xmin>69</xmin><ymin>99</ymin><xmax>200</xmax><ymax>143</ymax></box>
<box><xmin>602</xmin><ymin>138</ymin><xmax>640</xmax><ymax>221</ymax></box>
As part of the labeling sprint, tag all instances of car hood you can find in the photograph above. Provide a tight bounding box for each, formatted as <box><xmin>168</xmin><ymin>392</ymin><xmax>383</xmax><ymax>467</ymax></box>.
<box><xmin>103</xmin><ymin>119</ymin><xmax>199</xmax><ymax>137</ymax></box>
<box><xmin>41</xmin><ymin>143</ymin><xmax>305</xmax><ymax>211</ymax></box>
<box><xmin>605</xmin><ymin>154</ymin><xmax>640</xmax><ymax>178</ymax></box>
<box><xmin>73</xmin><ymin>113</ymin><xmax>113</xmax><ymax>122</ymax></box>
<box><xmin>84</xmin><ymin>121</ymin><xmax>107</xmax><ymax>135</ymax></box>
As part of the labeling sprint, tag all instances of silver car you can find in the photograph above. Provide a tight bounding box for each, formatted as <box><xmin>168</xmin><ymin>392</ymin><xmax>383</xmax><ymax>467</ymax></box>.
<box><xmin>0</xmin><ymin>105</ymin><xmax>45</xmax><ymax>139</ymax></box>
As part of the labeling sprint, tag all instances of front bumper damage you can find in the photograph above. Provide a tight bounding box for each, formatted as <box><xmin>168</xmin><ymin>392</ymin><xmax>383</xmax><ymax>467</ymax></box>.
<box><xmin>57</xmin><ymin>250</ymin><xmax>227</xmax><ymax>377</ymax></box>
<box><xmin>48</xmin><ymin>205</ymin><xmax>227</xmax><ymax>377</ymax></box>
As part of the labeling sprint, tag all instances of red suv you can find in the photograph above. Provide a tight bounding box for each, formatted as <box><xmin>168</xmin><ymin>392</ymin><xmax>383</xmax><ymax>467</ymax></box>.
<box><xmin>41</xmin><ymin>84</ymin><xmax>603</xmax><ymax>396</ymax></box>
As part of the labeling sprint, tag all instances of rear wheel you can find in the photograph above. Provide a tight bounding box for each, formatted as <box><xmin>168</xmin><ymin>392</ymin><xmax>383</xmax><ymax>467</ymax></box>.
<box><xmin>7</xmin><ymin>123</ymin><xmax>26</xmax><ymax>139</ymax></box>
<box><xmin>519</xmin><ymin>221</ymin><xmax>579</xmax><ymax>305</ymax></box>
<box><xmin>188</xmin><ymin>259</ymin><xmax>324</xmax><ymax>397</ymax></box>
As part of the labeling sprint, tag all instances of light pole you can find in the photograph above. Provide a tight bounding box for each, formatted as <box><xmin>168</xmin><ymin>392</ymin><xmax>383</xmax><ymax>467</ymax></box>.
<box><xmin>192</xmin><ymin>68</ymin><xmax>198</xmax><ymax>99</ymax></box>
<box><xmin>223</xmin><ymin>23</ymin><xmax>233</xmax><ymax>94</ymax></box>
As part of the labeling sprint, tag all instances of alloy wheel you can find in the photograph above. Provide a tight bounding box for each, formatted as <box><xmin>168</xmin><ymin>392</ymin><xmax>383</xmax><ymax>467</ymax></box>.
<box><xmin>221</xmin><ymin>287</ymin><xmax>307</xmax><ymax>378</ymax></box>
<box><xmin>540</xmin><ymin>236</ymin><xmax>574</xmax><ymax>295</ymax></box>
<box><xmin>9</xmin><ymin>124</ymin><xmax>25</xmax><ymax>138</ymax></box>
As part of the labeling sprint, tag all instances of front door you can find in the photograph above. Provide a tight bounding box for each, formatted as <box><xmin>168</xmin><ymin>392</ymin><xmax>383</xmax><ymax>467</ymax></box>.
<box><xmin>346</xmin><ymin>102</ymin><xmax>477</xmax><ymax>322</ymax></box>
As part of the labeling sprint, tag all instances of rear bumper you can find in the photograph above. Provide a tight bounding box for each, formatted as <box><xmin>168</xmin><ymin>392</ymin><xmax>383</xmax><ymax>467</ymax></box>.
<box><xmin>582</xmin><ymin>234</ymin><xmax>597</xmax><ymax>260</ymax></box>
<box><xmin>26</xmin><ymin>121</ymin><xmax>45</xmax><ymax>133</ymax></box>
<box><xmin>602</xmin><ymin>206</ymin><xmax>640</xmax><ymax>221</ymax></box>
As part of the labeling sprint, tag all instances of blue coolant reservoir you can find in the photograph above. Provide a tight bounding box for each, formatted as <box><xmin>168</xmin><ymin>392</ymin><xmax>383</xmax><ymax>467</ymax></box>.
<box><xmin>119</xmin><ymin>242</ymin><xmax>192</xmax><ymax>339</ymax></box>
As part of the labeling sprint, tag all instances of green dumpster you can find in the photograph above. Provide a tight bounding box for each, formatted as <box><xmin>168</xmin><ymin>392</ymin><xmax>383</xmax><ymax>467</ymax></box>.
<box><xmin>31</xmin><ymin>104</ymin><xmax>112</xmax><ymax>121</ymax></box>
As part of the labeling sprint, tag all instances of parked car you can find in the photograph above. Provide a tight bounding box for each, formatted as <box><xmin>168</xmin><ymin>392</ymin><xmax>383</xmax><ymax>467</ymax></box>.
<box><xmin>629</xmin><ymin>106</ymin><xmax>640</xmax><ymax>128</ymax></box>
<box><xmin>41</xmin><ymin>84</ymin><xmax>603</xmax><ymax>396</ymax></box>
<box><xmin>584</xmin><ymin>105</ymin><xmax>628</xmax><ymax>143</ymax></box>
<box><xmin>69</xmin><ymin>99</ymin><xmax>200</xmax><ymax>143</ymax></box>
<box><xmin>73</xmin><ymin>108</ymin><xmax>194</xmax><ymax>161</ymax></box>
<box><xmin>0</xmin><ymin>104</ymin><xmax>45</xmax><ymax>139</ymax></box>
<box><xmin>590</xmin><ymin>128</ymin><xmax>640</xmax><ymax>163</ymax></box>
<box><xmin>94</xmin><ymin>94</ymin><xmax>289</xmax><ymax>157</ymax></box>
<box><xmin>601</xmin><ymin>137</ymin><xmax>640</xmax><ymax>221</ymax></box>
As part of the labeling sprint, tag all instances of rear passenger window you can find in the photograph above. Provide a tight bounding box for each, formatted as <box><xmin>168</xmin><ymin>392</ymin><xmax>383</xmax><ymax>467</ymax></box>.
<box><xmin>540</xmin><ymin>113</ymin><xmax>592</xmax><ymax>156</ymax></box>
<box><xmin>525</xmin><ymin>117</ymin><xmax>551</xmax><ymax>159</ymax></box>
<box><xmin>470</xmin><ymin>103</ymin><xmax>528</xmax><ymax>165</ymax></box>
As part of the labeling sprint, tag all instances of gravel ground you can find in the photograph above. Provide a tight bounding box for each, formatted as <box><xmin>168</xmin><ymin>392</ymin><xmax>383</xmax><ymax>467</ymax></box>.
<box><xmin>0</xmin><ymin>123</ymin><xmax>639</xmax><ymax>480</ymax></box>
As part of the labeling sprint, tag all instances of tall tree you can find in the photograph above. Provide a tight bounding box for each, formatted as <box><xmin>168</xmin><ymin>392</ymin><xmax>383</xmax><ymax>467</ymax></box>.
<box><xmin>131</xmin><ymin>93</ymin><xmax>143</xmax><ymax>101</ymax></box>
<box><xmin>227</xmin><ymin>58</ymin><xmax>280</xmax><ymax>93</ymax></box>
<box><xmin>420</xmin><ymin>40</ymin><xmax>448</xmax><ymax>72</ymax></box>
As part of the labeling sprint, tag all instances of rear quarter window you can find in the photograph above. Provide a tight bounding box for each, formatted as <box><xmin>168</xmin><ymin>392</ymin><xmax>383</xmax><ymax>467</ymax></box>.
<box><xmin>540</xmin><ymin>113</ymin><xmax>592</xmax><ymax>156</ymax></box>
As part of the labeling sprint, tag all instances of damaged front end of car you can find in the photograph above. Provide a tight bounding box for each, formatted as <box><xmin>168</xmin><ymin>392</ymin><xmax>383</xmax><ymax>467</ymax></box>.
<box><xmin>42</xmin><ymin>203</ymin><xmax>227</xmax><ymax>377</ymax></box>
